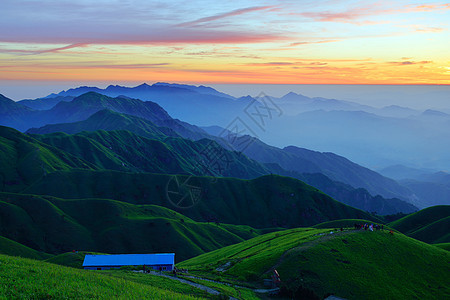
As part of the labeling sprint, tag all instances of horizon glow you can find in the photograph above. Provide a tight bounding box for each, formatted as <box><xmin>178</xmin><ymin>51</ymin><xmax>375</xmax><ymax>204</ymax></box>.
<box><xmin>1</xmin><ymin>0</ymin><xmax>449</xmax><ymax>98</ymax></box>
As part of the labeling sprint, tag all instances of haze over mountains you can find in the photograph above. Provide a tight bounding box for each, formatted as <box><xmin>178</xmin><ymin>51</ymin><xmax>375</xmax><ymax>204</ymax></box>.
<box><xmin>11</xmin><ymin>82</ymin><xmax>450</xmax><ymax>172</ymax></box>
<box><xmin>1</xmin><ymin>83</ymin><xmax>449</xmax><ymax>211</ymax></box>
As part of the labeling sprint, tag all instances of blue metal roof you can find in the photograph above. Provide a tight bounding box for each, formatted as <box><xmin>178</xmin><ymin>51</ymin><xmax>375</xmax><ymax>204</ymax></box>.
<box><xmin>82</xmin><ymin>253</ymin><xmax>175</xmax><ymax>267</ymax></box>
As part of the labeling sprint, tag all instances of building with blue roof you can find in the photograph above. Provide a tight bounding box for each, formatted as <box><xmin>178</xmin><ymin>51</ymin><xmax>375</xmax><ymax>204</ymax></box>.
<box><xmin>82</xmin><ymin>253</ymin><xmax>175</xmax><ymax>271</ymax></box>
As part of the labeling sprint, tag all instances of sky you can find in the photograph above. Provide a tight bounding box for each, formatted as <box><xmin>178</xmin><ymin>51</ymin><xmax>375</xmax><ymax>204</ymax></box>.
<box><xmin>0</xmin><ymin>0</ymin><xmax>449</xmax><ymax>99</ymax></box>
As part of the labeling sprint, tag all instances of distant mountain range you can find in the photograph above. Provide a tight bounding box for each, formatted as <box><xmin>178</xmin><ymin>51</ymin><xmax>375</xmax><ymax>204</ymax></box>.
<box><xmin>2</xmin><ymin>83</ymin><xmax>447</xmax><ymax>210</ymax></box>
<box><xmin>14</xmin><ymin>82</ymin><xmax>449</xmax><ymax>171</ymax></box>
<box><xmin>0</xmin><ymin>91</ymin><xmax>417</xmax><ymax>214</ymax></box>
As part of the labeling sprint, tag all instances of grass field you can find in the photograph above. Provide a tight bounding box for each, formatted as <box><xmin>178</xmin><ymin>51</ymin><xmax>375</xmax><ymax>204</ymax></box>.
<box><xmin>179</xmin><ymin>226</ymin><xmax>450</xmax><ymax>299</ymax></box>
<box><xmin>0</xmin><ymin>254</ymin><xmax>207</xmax><ymax>299</ymax></box>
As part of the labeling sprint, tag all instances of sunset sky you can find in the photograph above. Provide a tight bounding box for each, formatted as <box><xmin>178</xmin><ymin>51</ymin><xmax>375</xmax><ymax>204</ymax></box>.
<box><xmin>1</xmin><ymin>0</ymin><xmax>449</xmax><ymax>98</ymax></box>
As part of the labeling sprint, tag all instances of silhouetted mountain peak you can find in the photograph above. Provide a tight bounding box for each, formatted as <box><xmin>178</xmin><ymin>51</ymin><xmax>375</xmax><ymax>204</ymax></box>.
<box><xmin>280</xmin><ymin>92</ymin><xmax>311</xmax><ymax>102</ymax></box>
<box><xmin>238</xmin><ymin>95</ymin><xmax>254</xmax><ymax>101</ymax></box>
<box><xmin>422</xmin><ymin>109</ymin><xmax>449</xmax><ymax>117</ymax></box>
<box><xmin>137</xmin><ymin>83</ymin><xmax>151</xmax><ymax>88</ymax></box>
<box><xmin>0</xmin><ymin>94</ymin><xmax>33</xmax><ymax>114</ymax></box>
<box><xmin>71</xmin><ymin>92</ymin><xmax>109</xmax><ymax>104</ymax></box>
<box><xmin>0</xmin><ymin>94</ymin><xmax>17</xmax><ymax>103</ymax></box>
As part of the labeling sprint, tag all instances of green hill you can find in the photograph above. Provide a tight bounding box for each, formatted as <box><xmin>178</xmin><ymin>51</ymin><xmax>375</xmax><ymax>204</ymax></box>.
<box><xmin>434</xmin><ymin>243</ymin><xmax>450</xmax><ymax>251</ymax></box>
<box><xmin>389</xmin><ymin>205</ymin><xmax>450</xmax><ymax>243</ymax></box>
<box><xmin>31</xmin><ymin>129</ymin><xmax>270</xmax><ymax>178</ymax></box>
<box><xmin>179</xmin><ymin>228</ymin><xmax>450</xmax><ymax>299</ymax></box>
<box><xmin>0</xmin><ymin>235</ymin><xmax>51</xmax><ymax>260</ymax></box>
<box><xmin>0</xmin><ymin>192</ymin><xmax>262</xmax><ymax>261</ymax></box>
<box><xmin>312</xmin><ymin>219</ymin><xmax>382</xmax><ymax>229</ymax></box>
<box><xmin>44</xmin><ymin>251</ymin><xmax>103</xmax><ymax>269</ymax></box>
<box><xmin>0</xmin><ymin>126</ymin><xmax>95</xmax><ymax>192</ymax></box>
<box><xmin>22</xmin><ymin>171</ymin><xmax>380</xmax><ymax>229</ymax></box>
<box><xmin>0</xmin><ymin>254</ymin><xmax>206</xmax><ymax>299</ymax></box>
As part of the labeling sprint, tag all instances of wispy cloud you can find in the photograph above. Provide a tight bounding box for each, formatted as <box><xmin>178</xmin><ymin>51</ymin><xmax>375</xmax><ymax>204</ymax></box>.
<box><xmin>178</xmin><ymin>6</ymin><xmax>274</xmax><ymax>27</ymax></box>
<box><xmin>413</xmin><ymin>26</ymin><xmax>445</xmax><ymax>33</ymax></box>
<box><xmin>388</xmin><ymin>60</ymin><xmax>432</xmax><ymax>66</ymax></box>
<box><xmin>36</xmin><ymin>43</ymin><xmax>88</xmax><ymax>54</ymax></box>
<box><xmin>288</xmin><ymin>40</ymin><xmax>340</xmax><ymax>47</ymax></box>
<box><xmin>0</xmin><ymin>43</ymin><xmax>88</xmax><ymax>55</ymax></box>
<box><xmin>0</xmin><ymin>29</ymin><xmax>285</xmax><ymax>45</ymax></box>
<box><xmin>299</xmin><ymin>2</ymin><xmax>450</xmax><ymax>24</ymax></box>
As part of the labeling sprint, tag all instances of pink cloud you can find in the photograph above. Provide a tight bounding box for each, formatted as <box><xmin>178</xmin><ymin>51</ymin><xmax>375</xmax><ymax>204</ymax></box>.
<box><xmin>299</xmin><ymin>3</ymin><xmax>450</xmax><ymax>24</ymax></box>
<box><xmin>0</xmin><ymin>30</ymin><xmax>286</xmax><ymax>45</ymax></box>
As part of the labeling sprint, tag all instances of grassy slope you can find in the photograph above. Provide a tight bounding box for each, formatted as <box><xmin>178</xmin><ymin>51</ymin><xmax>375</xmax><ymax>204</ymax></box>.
<box><xmin>389</xmin><ymin>205</ymin><xmax>450</xmax><ymax>243</ymax></box>
<box><xmin>32</xmin><ymin>129</ymin><xmax>270</xmax><ymax>179</ymax></box>
<box><xmin>0</xmin><ymin>192</ymin><xmax>261</xmax><ymax>261</ymax></box>
<box><xmin>44</xmin><ymin>251</ymin><xmax>103</xmax><ymax>269</ymax></box>
<box><xmin>179</xmin><ymin>228</ymin><xmax>450</xmax><ymax>299</ymax></box>
<box><xmin>312</xmin><ymin>219</ymin><xmax>384</xmax><ymax>229</ymax></box>
<box><xmin>0</xmin><ymin>254</ymin><xmax>205</xmax><ymax>299</ymax></box>
<box><xmin>23</xmin><ymin>171</ymin><xmax>379</xmax><ymax>229</ymax></box>
<box><xmin>0</xmin><ymin>126</ymin><xmax>94</xmax><ymax>192</ymax></box>
<box><xmin>434</xmin><ymin>243</ymin><xmax>450</xmax><ymax>251</ymax></box>
<box><xmin>0</xmin><ymin>236</ymin><xmax>51</xmax><ymax>260</ymax></box>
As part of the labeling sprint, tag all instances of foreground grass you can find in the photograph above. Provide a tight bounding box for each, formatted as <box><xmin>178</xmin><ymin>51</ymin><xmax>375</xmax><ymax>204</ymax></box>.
<box><xmin>179</xmin><ymin>228</ymin><xmax>330</xmax><ymax>282</ymax></box>
<box><xmin>180</xmin><ymin>226</ymin><xmax>450</xmax><ymax>299</ymax></box>
<box><xmin>0</xmin><ymin>254</ymin><xmax>204</xmax><ymax>299</ymax></box>
<box><xmin>103</xmin><ymin>270</ymin><xmax>213</xmax><ymax>299</ymax></box>
<box><xmin>178</xmin><ymin>275</ymin><xmax>260</xmax><ymax>300</ymax></box>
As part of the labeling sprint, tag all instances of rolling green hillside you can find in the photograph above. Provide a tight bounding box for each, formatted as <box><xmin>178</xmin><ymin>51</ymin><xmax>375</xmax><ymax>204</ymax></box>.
<box><xmin>388</xmin><ymin>205</ymin><xmax>450</xmax><ymax>243</ymax></box>
<box><xmin>0</xmin><ymin>254</ymin><xmax>205</xmax><ymax>299</ymax></box>
<box><xmin>22</xmin><ymin>171</ymin><xmax>380</xmax><ymax>229</ymax></box>
<box><xmin>0</xmin><ymin>192</ymin><xmax>262</xmax><ymax>261</ymax></box>
<box><xmin>179</xmin><ymin>228</ymin><xmax>450</xmax><ymax>299</ymax></box>
<box><xmin>33</xmin><ymin>130</ymin><xmax>191</xmax><ymax>174</ymax></box>
<box><xmin>44</xmin><ymin>251</ymin><xmax>103</xmax><ymax>269</ymax></box>
<box><xmin>0</xmin><ymin>235</ymin><xmax>51</xmax><ymax>260</ymax></box>
<box><xmin>0</xmin><ymin>126</ymin><xmax>95</xmax><ymax>192</ymax></box>
<box><xmin>32</xmin><ymin>129</ymin><xmax>270</xmax><ymax>178</ymax></box>
<box><xmin>434</xmin><ymin>243</ymin><xmax>450</xmax><ymax>251</ymax></box>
